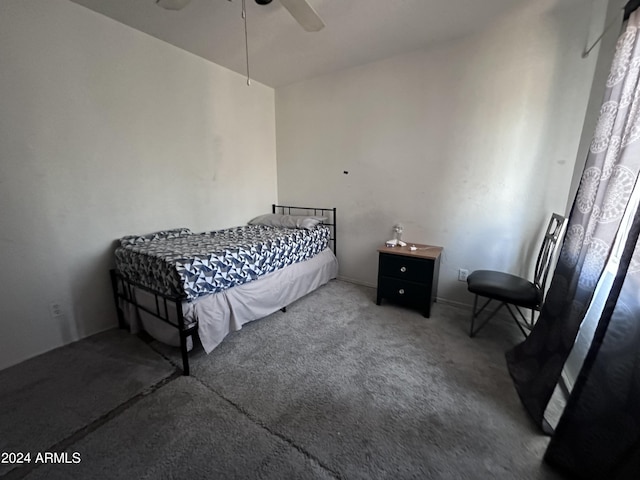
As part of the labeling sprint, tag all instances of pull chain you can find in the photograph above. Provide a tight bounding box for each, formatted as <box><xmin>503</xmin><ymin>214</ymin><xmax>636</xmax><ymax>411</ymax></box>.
<box><xmin>242</xmin><ymin>0</ymin><xmax>251</xmax><ymax>85</ymax></box>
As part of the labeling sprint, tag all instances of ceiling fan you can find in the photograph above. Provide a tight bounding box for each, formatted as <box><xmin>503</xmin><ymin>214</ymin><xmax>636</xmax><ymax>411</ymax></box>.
<box><xmin>155</xmin><ymin>0</ymin><xmax>325</xmax><ymax>32</ymax></box>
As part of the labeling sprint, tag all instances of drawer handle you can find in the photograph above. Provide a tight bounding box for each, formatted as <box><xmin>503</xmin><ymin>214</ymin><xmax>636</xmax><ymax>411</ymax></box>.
<box><xmin>400</xmin><ymin>266</ymin><xmax>407</xmax><ymax>273</ymax></box>
<box><xmin>398</xmin><ymin>289</ymin><xmax>405</xmax><ymax>295</ymax></box>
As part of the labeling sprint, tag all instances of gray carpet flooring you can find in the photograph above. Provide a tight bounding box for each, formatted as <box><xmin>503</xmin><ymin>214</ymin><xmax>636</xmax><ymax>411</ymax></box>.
<box><xmin>0</xmin><ymin>280</ymin><xmax>564</xmax><ymax>479</ymax></box>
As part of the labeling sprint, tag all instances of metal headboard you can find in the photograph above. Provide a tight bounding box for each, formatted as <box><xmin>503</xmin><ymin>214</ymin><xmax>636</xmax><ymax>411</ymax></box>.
<box><xmin>272</xmin><ymin>204</ymin><xmax>337</xmax><ymax>257</ymax></box>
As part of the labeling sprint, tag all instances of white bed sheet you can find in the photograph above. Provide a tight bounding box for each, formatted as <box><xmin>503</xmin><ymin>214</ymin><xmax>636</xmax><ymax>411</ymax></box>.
<box><xmin>127</xmin><ymin>248</ymin><xmax>338</xmax><ymax>354</ymax></box>
<box><xmin>192</xmin><ymin>247</ymin><xmax>338</xmax><ymax>353</ymax></box>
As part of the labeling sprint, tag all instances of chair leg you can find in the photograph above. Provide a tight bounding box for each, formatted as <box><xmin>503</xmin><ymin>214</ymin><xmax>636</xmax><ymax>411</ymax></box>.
<box><xmin>471</xmin><ymin>295</ymin><xmax>538</xmax><ymax>339</ymax></box>
<box><xmin>505</xmin><ymin>304</ymin><xmax>529</xmax><ymax>338</ymax></box>
<box><xmin>469</xmin><ymin>296</ymin><xmax>505</xmax><ymax>337</ymax></box>
<box><xmin>470</xmin><ymin>295</ymin><xmax>479</xmax><ymax>337</ymax></box>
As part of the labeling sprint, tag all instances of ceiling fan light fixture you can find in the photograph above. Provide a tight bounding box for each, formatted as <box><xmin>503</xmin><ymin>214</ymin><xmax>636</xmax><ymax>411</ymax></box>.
<box><xmin>155</xmin><ymin>0</ymin><xmax>192</xmax><ymax>11</ymax></box>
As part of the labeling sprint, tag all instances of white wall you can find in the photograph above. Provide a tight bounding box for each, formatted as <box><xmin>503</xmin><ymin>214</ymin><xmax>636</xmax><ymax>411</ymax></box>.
<box><xmin>0</xmin><ymin>0</ymin><xmax>277</xmax><ymax>370</ymax></box>
<box><xmin>276</xmin><ymin>0</ymin><xmax>605</xmax><ymax>305</ymax></box>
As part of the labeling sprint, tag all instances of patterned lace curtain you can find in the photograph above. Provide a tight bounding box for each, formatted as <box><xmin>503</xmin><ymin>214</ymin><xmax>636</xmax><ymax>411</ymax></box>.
<box><xmin>505</xmin><ymin>8</ymin><xmax>640</xmax><ymax>479</ymax></box>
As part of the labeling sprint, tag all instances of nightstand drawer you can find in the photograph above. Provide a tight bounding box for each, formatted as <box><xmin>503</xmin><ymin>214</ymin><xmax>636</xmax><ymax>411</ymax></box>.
<box><xmin>376</xmin><ymin>243</ymin><xmax>442</xmax><ymax>318</ymax></box>
<box><xmin>378</xmin><ymin>253</ymin><xmax>433</xmax><ymax>283</ymax></box>
<box><xmin>378</xmin><ymin>276</ymin><xmax>429</xmax><ymax>305</ymax></box>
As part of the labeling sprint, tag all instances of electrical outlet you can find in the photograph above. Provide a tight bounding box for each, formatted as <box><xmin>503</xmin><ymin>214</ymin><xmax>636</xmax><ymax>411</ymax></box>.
<box><xmin>458</xmin><ymin>269</ymin><xmax>469</xmax><ymax>282</ymax></box>
<box><xmin>50</xmin><ymin>302</ymin><xmax>63</xmax><ymax>319</ymax></box>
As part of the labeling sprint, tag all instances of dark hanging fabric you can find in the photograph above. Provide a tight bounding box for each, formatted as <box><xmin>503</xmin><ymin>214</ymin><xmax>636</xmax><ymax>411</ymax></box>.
<box><xmin>504</xmin><ymin>200</ymin><xmax>598</xmax><ymax>433</ymax></box>
<box><xmin>507</xmin><ymin>5</ymin><xmax>640</xmax><ymax>432</ymax></box>
<box><xmin>544</xmin><ymin>212</ymin><xmax>640</xmax><ymax>478</ymax></box>
<box><xmin>504</xmin><ymin>197</ymin><xmax>589</xmax><ymax>433</ymax></box>
<box><xmin>505</xmin><ymin>7</ymin><xmax>640</xmax><ymax>478</ymax></box>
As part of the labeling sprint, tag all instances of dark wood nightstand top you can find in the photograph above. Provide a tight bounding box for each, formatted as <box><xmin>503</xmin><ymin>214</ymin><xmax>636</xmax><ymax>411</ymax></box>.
<box><xmin>377</xmin><ymin>243</ymin><xmax>443</xmax><ymax>260</ymax></box>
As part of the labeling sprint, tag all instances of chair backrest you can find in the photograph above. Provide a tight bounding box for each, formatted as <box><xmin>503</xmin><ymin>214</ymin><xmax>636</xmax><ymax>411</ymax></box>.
<box><xmin>533</xmin><ymin>213</ymin><xmax>567</xmax><ymax>293</ymax></box>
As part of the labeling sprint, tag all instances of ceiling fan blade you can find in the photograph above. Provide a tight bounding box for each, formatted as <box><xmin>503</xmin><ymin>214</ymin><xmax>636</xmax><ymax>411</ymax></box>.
<box><xmin>279</xmin><ymin>0</ymin><xmax>325</xmax><ymax>32</ymax></box>
<box><xmin>156</xmin><ymin>0</ymin><xmax>192</xmax><ymax>11</ymax></box>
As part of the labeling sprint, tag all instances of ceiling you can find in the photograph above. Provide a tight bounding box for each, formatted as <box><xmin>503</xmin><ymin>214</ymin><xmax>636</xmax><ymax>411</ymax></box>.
<box><xmin>68</xmin><ymin>0</ymin><xmax>592</xmax><ymax>88</ymax></box>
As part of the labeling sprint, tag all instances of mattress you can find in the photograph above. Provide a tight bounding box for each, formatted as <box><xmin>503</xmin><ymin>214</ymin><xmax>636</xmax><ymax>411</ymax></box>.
<box><xmin>114</xmin><ymin>224</ymin><xmax>331</xmax><ymax>300</ymax></box>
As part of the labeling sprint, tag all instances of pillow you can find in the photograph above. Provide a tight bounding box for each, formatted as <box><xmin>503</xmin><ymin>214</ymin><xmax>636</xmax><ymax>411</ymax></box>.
<box><xmin>297</xmin><ymin>216</ymin><xmax>327</xmax><ymax>229</ymax></box>
<box><xmin>120</xmin><ymin>228</ymin><xmax>192</xmax><ymax>246</ymax></box>
<box><xmin>248</xmin><ymin>214</ymin><xmax>327</xmax><ymax>230</ymax></box>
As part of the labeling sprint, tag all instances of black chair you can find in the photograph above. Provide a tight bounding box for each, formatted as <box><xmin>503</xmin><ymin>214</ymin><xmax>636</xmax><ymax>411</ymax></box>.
<box><xmin>466</xmin><ymin>213</ymin><xmax>567</xmax><ymax>338</ymax></box>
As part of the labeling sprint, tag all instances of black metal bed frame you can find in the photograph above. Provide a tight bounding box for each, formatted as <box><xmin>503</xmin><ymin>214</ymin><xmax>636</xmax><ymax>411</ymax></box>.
<box><xmin>272</xmin><ymin>203</ymin><xmax>336</xmax><ymax>258</ymax></box>
<box><xmin>110</xmin><ymin>204</ymin><xmax>337</xmax><ymax>375</ymax></box>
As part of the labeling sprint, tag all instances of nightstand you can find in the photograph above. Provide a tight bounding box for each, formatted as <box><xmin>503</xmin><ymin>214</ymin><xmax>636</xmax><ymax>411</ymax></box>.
<box><xmin>376</xmin><ymin>243</ymin><xmax>443</xmax><ymax>318</ymax></box>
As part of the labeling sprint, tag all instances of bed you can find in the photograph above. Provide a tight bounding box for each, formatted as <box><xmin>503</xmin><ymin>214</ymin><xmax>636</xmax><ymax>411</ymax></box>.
<box><xmin>110</xmin><ymin>204</ymin><xmax>338</xmax><ymax>375</ymax></box>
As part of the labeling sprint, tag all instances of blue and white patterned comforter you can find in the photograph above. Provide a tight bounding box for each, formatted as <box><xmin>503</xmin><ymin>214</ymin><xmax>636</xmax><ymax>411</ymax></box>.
<box><xmin>114</xmin><ymin>225</ymin><xmax>331</xmax><ymax>300</ymax></box>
